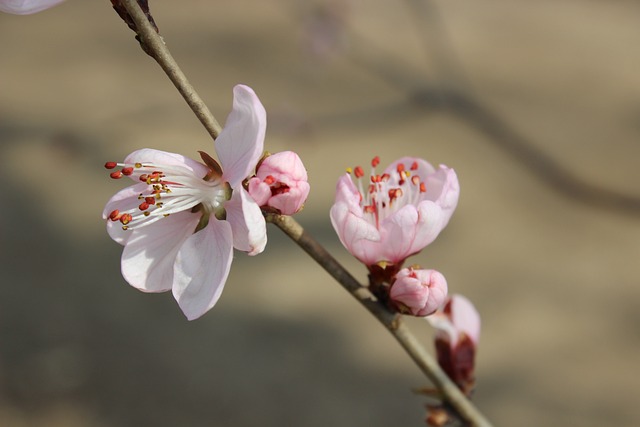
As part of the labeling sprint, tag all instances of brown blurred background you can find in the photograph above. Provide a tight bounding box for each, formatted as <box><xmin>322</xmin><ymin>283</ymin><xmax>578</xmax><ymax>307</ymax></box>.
<box><xmin>1</xmin><ymin>0</ymin><xmax>639</xmax><ymax>425</ymax></box>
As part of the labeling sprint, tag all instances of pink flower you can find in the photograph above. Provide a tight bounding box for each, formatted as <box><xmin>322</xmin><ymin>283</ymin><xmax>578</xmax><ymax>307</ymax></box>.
<box><xmin>247</xmin><ymin>151</ymin><xmax>310</xmax><ymax>215</ymax></box>
<box><xmin>389</xmin><ymin>268</ymin><xmax>448</xmax><ymax>316</ymax></box>
<box><xmin>0</xmin><ymin>0</ymin><xmax>65</xmax><ymax>14</ymax></box>
<box><xmin>330</xmin><ymin>156</ymin><xmax>459</xmax><ymax>268</ymax></box>
<box><xmin>102</xmin><ymin>85</ymin><xmax>267</xmax><ymax>320</ymax></box>
<box><xmin>427</xmin><ymin>294</ymin><xmax>480</xmax><ymax>395</ymax></box>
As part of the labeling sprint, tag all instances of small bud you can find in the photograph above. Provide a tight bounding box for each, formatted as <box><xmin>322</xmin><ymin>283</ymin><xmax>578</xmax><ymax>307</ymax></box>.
<box><xmin>247</xmin><ymin>151</ymin><xmax>310</xmax><ymax>215</ymax></box>
<box><xmin>428</xmin><ymin>294</ymin><xmax>480</xmax><ymax>396</ymax></box>
<box><xmin>389</xmin><ymin>268</ymin><xmax>448</xmax><ymax>317</ymax></box>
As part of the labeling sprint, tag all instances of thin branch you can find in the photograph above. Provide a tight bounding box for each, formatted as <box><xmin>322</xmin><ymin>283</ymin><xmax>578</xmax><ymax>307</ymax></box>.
<box><xmin>266</xmin><ymin>213</ymin><xmax>493</xmax><ymax>427</ymax></box>
<box><xmin>119</xmin><ymin>0</ymin><xmax>222</xmax><ymax>139</ymax></box>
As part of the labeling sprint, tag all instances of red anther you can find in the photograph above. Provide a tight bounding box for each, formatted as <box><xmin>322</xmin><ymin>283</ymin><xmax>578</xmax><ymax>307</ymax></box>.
<box><xmin>110</xmin><ymin>170</ymin><xmax>123</xmax><ymax>179</ymax></box>
<box><xmin>381</xmin><ymin>173</ymin><xmax>390</xmax><ymax>181</ymax></box>
<box><xmin>396</xmin><ymin>163</ymin><xmax>406</xmax><ymax>173</ymax></box>
<box><xmin>139</xmin><ymin>174</ymin><xmax>148</xmax><ymax>182</ymax></box>
<box><xmin>411</xmin><ymin>175</ymin><xmax>420</xmax><ymax>186</ymax></box>
<box><xmin>370</xmin><ymin>174</ymin><xmax>381</xmax><ymax>183</ymax></box>
<box><xmin>104</xmin><ymin>162</ymin><xmax>117</xmax><ymax>169</ymax></box>
<box><xmin>264</xmin><ymin>175</ymin><xmax>276</xmax><ymax>185</ymax></box>
<box><xmin>138</xmin><ymin>202</ymin><xmax>150</xmax><ymax>211</ymax></box>
<box><xmin>354</xmin><ymin>166</ymin><xmax>364</xmax><ymax>178</ymax></box>
<box><xmin>389</xmin><ymin>188</ymin><xmax>403</xmax><ymax>200</ymax></box>
<box><xmin>109</xmin><ymin>209</ymin><xmax>120</xmax><ymax>221</ymax></box>
<box><xmin>364</xmin><ymin>205</ymin><xmax>376</xmax><ymax>214</ymax></box>
<box><xmin>371</xmin><ymin>156</ymin><xmax>380</xmax><ymax>167</ymax></box>
<box><xmin>122</xmin><ymin>167</ymin><xmax>134</xmax><ymax>176</ymax></box>
<box><xmin>120</xmin><ymin>213</ymin><xmax>132</xmax><ymax>225</ymax></box>
<box><xmin>419</xmin><ymin>182</ymin><xmax>426</xmax><ymax>193</ymax></box>
<box><xmin>410</xmin><ymin>161</ymin><xmax>419</xmax><ymax>171</ymax></box>
<box><xmin>144</xmin><ymin>197</ymin><xmax>156</xmax><ymax>205</ymax></box>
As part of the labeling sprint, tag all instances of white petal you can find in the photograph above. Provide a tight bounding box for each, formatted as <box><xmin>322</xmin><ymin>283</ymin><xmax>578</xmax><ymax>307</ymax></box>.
<box><xmin>0</xmin><ymin>0</ymin><xmax>65</xmax><ymax>14</ymax></box>
<box><xmin>125</xmin><ymin>148</ymin><xmax>209</xmax><ymax>179</ymax></box>
<box><xmin>217</xmin><ymin>85</ymin><xmax>266</xmax><ymax>188</ymax></box>
<box><xmin>224</xmin><ymin>187</ymin><xmax>267</xmax><ymax>255</ymax></box>
<box><xmin>121</xmin><ymin>211</ymin><xmax>200</xmax><ymax>293</ymax></box>
<box><xmin>172</xmin><ymin>218</ymin><xmax>234</xmax><ymax>320</ymax></box>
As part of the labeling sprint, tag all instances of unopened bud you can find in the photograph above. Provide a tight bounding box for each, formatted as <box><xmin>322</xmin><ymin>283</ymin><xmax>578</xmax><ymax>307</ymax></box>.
<box><xmin>248</xmin><ymin>151</ymin><xmax>310</xmax><ymax>215</ymax></box>
<box><xmin>389</xmin><ymin>268</ymin><xmax>448</xmax><ymax>317</ymax></box>
<box><xmin>428</xmin><ymin>294</ymin><xmax>480</xmax><ymax>395</ymax></box>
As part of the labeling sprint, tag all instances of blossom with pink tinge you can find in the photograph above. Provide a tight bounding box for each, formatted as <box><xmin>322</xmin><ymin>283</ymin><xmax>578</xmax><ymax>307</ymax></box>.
<box><xmin>0</xmin><ymin>0</ymin><xmax>65</xmax><ymax>14</ymax></box>
<box><xmin>427</xmin><ymin>294</ymin><xmax>480</xmax><ymax>395</ymax></box>
<box><xmin>330</xmin><ymin>156</ymin><xmax>459</xmax><ymax>269</ymax></box>
<box><xmin>102</xmin><ymin>85</ymin><xmax>267</xmax><ymax>321</ymax></box>
<box><xmin>389</xmin><ymin>268</ymin><xmax>448</xmax><ymax>317</ymax></box>
<box><xmin>247</xmin><ymin>151</ymin><xmax>310</xmax><ymax>215</ymax></box>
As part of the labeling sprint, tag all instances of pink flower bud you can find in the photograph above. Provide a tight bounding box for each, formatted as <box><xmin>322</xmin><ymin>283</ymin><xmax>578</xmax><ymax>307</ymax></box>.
<box><xmin>389</xmin><ymin>268</ymin><xmax>448</xmax><ymax>316</ymax></box>
<box><xmin>428</xmin><ymin>294</ymin><xmax>480</xmax><ymax>395</ymax></box>
<box><xmin>0</xmin><ymin>0</ymin><xmax>65</xmax><ymax>14</ymax></box>
<box><xmin>248</xmin><ymin>151</ymin><xmax>310</xmax><ymax>215</ymax></box>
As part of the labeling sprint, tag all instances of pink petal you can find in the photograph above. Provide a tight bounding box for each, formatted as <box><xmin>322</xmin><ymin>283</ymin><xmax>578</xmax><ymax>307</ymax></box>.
<box><xmin>217</xmin><ymin>85</ymin><xmax>266</xmax><ymax>188</ymax></box>
<box><xmin>247</xmin><ymin>177</ymin><xmax>271</xmax><ymax>206</ymax></box>
<box><xmin>121</xmin><ymin>211</ymin><xmax>200</xmax><ymax>293</ymax></box>
<box><xmin>422</xmin><ymin>166</ymin><xmax>459</xmax><ymax>221</ymax></box>
<box><xmin>409</xmin><ymin>200</ymin><xmax>448</xmax><ymax>253</ymax></box>
<box><xmin>330</xmin><ymin>202</ymin><xmax>380</xmax><ymax>263</ymax></box>
<box><xmin>224</xmin><ymin>187</ymin><xmax>267</xmax><ymax>255</ymax></box>
<box><xmin>449</xmin><ymin>294</ymin><xmax>481</xmax><ymax>345</ymax></box>
<box><xmin>124</xmin><ymin>148</ymin><xmax>209</xmax><ymax>180</ymax></box>
<box><xmin>0</xmin><ymin>0</ymin><xmax>64</xmax><ymax>14</ymax></box>
<box><xmin>268</xmin><ymin>181</ymin><xmax>310</xmax><ymax>214</ymax></box>
<box><xmin>103</xmin><ymin>183</ymin><xmax>149</xmax><ymax>245</ymax></box>
<box><xmin>334</xmin><ymin>174</ymin><xmax>362</xmax><ymax>209</ymax></box>
<box><xmin>172</xmin><ymin>217</ymin><xmax>234</xmax><ymax>320</ymax></box>
<box><xmin>379</xmin><ymin>204</ymin><xmax>420</xmax><ymax>263</ymax></box>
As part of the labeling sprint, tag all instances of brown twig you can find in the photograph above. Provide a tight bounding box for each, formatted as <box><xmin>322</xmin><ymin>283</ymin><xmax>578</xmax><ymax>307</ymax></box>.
<box><xmin>117</xmin><ymin>0</ymin><xmax>222</xmax><ymax>140</ymax></box>
<box><xmin>266</xmin><ymin>214</ymin><xmax>493</xmax><ymax>427</ymax></box>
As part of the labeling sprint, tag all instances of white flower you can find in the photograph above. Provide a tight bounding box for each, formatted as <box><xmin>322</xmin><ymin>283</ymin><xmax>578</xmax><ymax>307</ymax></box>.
<box><xmin>103</xmin><ymin>85</ymin><xmax>267</xmax><ymax>320</ymax></box>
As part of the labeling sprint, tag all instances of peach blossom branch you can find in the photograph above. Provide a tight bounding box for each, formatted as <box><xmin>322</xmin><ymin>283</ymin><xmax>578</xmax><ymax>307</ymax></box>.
<box><xmin>113</xmin><ymin>3</ymin><xmax>492</xmax><ymax>425</ymax></box>
<box><xmin>266</xmin><ymin>213</ymin><xmax>493</xmax><ymax>427</ymax></box>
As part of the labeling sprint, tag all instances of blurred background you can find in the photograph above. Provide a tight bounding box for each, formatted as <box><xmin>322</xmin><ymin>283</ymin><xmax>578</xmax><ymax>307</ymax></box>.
<box><xmin>1</xmin><ymin>0</ymin><xmax>639</xmax><ymax>425</ymax></box>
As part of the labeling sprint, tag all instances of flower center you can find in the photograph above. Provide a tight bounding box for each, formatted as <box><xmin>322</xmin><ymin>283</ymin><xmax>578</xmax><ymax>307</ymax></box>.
<box><xmin>105</xmin><ymin>159</ymin><xmax>230</xmax><ymax>230</ymax></box>
<box><xmin>348</xmin><ymin>156</ymin><xmax>426</xmax><ymax>229</ymax></box>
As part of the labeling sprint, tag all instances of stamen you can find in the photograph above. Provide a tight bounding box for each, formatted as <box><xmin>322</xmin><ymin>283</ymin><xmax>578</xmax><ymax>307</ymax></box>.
<box><xmin>105</xmin><ymin>162</ymin><xmax>117</xmax><ymax>169</ymax></box>
<box><xmin>371</xmin><ymin>156</ymin><xmax>380</xmax><ymax>167</ymax></box>
<box><xmin>354</xmin><ymin>166</ymin><xmax>364</xmax><ymax>178</ymax></box>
